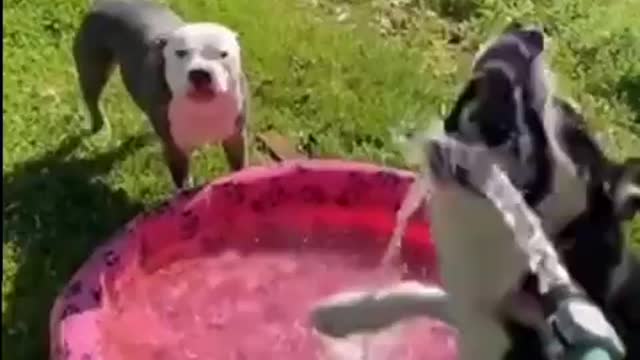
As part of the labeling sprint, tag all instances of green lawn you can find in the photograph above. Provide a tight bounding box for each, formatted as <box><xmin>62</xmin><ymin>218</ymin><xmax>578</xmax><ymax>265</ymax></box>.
<box><xmin>3</xmin><ymin>0</ymin><xmax>639</xmax><ymax>358</ymax></box>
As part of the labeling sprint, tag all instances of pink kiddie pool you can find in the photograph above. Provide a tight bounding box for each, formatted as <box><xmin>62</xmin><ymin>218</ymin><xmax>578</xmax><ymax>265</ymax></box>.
<box><xmin>50</xmin><ymin>160</ymin><xmax>456</xmax><ymax>360</ymax></box>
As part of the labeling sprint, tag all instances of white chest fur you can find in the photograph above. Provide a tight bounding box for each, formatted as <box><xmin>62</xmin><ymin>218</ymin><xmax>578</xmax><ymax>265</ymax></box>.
<box><xmin>168</xmin><ymin>93</ymin><xmax>240</xmax><ymax>152</ymax></box>
<box><xmin>429</xmin><ymin>183</ymin><xmax>529</xmax><ymax>360</ymax></box>
<box><xmin>536</xmin><ymin>155</ymin><xmax>589</xmax><ymax>233</ymax></box>
<box><xmin>536</xmin><ymin>103</ymin><xmax>589</xmax><ymax>233</ymax></box>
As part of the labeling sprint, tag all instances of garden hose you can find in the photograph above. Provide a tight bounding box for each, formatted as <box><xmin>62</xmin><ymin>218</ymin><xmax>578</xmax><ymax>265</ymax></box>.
<box><xmin>566</xmin><ymin>346</ymin><xmax>613</xmax><ymax>360</ymax></box>
<box><xmin>543</xmin><ymin>285</ymin><xmax>625</xmax><ymax>360</ymax></box>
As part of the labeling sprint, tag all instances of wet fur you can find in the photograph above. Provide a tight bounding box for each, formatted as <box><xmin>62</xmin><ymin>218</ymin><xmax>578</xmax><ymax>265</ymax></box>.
<box><xmin>306</xmin><ymin>25</ymin><xmax>639</xmax><ymax>360</ymax></box>
<box><xmin>558</xmin><ymin>160</ymin><xmax>640</xmax><ymax>359</ymax></box>
<box><xmin>552</xmin><ymin>104</ymin><xmax>640</xmax><ymax>359</ymax></box>
<box><xmin>440</xmin><ymin>25</ymin><xmax>638</xmax><ymax>359</ymax></box>
<box><xmin>503</xmin><ymin>99</ymin><xmax>640</xmax><ymax>359</ymax></box>
<box><xmin>438</xmin><ymin>27</ymin><xmax>566</xmax><ymax>360</ymax></box>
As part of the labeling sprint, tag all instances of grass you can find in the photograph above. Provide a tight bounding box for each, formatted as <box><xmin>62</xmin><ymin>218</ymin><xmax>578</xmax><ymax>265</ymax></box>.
<box><xmin>3</xmin><ymin>0</ymin><xmax>640</xmax><ymax>358</ymax></box>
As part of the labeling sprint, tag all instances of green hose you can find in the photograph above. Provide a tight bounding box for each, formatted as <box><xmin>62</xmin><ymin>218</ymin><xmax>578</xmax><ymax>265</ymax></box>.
<box><xmin>566</xmin><ymin>346</ymin><xmax>614</xmax><ymax>360</ymax></box>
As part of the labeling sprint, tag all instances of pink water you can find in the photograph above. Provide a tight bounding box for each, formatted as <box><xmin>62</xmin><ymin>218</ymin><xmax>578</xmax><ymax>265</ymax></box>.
<box><xmin>99</xmin><ymin>249</ymin><xmax>457</xmax><ymax>360</ymax></box>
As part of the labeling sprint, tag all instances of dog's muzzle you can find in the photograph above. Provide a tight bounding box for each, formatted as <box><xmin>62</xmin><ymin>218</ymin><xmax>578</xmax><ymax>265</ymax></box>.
<box><xmin>188</xmin><ymin>69</ymin><xmax>213</xmax><ymax>91</ymax></box>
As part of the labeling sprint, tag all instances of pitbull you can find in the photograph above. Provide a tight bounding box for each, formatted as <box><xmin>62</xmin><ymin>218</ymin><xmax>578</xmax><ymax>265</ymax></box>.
<box><xmin>73</xmin><ymin>0</ymin><xmax>249</xmax><ymax>188</ymax></box>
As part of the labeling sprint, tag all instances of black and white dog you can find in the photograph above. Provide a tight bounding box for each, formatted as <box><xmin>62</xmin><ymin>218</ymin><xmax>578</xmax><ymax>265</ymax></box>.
<box><xmin>501</xmin><ymin>99</ymin><xmax>640</xmax><ymax>360</ymax></box>
<box><xmin>426</xmin><ymin>26</ymin><xmax>584</xmax><ymax>360</ymax></box>
<box><xmin>73</xmin><ymin>0</ymin><xmax>250</xmax><ymax>189</ymax></box>
<box><xmin>436</xmin><ymin>24</ymin><xmax>640</xmax><ymax>359</ymax></box>
<box><xmin>556</xmin><ymin>141</ymin><xmax>640</xmax><ymax>358</ymax></box>
<box><xmin>312</xmin><ymin>25</ymin><xmax>639</xmax><ymax>360</ymax></box>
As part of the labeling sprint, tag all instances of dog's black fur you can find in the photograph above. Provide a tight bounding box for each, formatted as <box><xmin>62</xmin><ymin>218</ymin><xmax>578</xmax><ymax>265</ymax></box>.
<box><xmin>441</xmin><ymin>26</ymin><xmax>565</xmax><ymax>359</ymax></box>
<box><xmin>501</xmin><ymin>98</ymin><xmax>640</xmax><ymax>359</ymax></box>
<box><xmin>443</xmin><ymin>66</ymin><xmax>553</xmax><ymax>207</ymax></box>
<box><xmin>558</xmin><ymin>157</ymin><xmax>640</xmax><ymax>359</ymax></box>
<box><xmin>442</xmin><ymin>23</ymin><xmax>640</xmax><ymax>358</ymax></box>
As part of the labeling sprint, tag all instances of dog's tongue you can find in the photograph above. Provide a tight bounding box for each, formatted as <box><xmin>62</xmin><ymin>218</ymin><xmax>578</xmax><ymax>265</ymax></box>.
<box><xmin>168</xmin><ymin>96</ymin><xmax>237</xmax><ymax>151</ymax></box>
<box><xmin>188</xmin><ymin>87</ymin><xmax>216</xmax><ymax>101</ymax></box>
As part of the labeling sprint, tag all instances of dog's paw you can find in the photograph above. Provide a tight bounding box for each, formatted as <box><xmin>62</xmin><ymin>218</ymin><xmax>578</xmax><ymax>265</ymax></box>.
<box><xmin>85</xmin><ymin>114</ymin><xmax>112</xmax><ymax>140</ymax></box>
<box><xmin>175</xmin><ymin>176</ymin><xmax>196</xmax><ymax>195</ymax></box>
<box><xmin>81</xmin><ymin>119</ymin><xmax>112</xmax><ymax>150</ymax></box>
<box><xmin>88</xmin><ymin>126</ymin><xmax>112</xmax><ymax>148</ymax></box>
<box><xmin>184</xmin><ymin>176</ymin><xmax>195</xmax><ymax>189</ymax></box>
<box><xmin>89</xmin><ymin>122</ymin><xmax>106</xmax><ymax>135</ymax></box>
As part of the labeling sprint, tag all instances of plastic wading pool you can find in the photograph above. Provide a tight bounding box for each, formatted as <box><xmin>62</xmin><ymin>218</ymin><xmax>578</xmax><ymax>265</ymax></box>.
<box><xmin>49</xmin><ymin>160</ymin><xmax>456</xmax><ymax>360</ymax></box>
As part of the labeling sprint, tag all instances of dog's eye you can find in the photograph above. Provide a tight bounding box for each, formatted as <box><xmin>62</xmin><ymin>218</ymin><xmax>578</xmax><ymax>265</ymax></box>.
<box><xmin>220</xmin><ymin>51</ymin><xmax>228</xmax><ymax>59</ymax></box>
<box><xmin>175</xmin><ymin>49</ymin><xmax>189</xmax><ymax>59</ymax></box>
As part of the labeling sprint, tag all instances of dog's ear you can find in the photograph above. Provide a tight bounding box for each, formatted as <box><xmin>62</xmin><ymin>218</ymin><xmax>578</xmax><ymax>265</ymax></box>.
<box><xmin>445</xmin><ymin>70</ymin><xmax>518</xmax><ymax>147</ymax></box>
<box><xmin>147</xmin><ymin>35</ymin><xmax>169</xmax><ymax>71</ymax></box>
<box><xmin>505</xmin><ymin>21</ymin><xmax>524</xmax><ymax>32</ymax></box>
<box><xmin>516</xmin><ymin>28</ymin><xmax>545</xmax><ymax>55</ymax></box>
<box><xmin>146</xmin><ymin>35</ymin><xmax>172</xmax><ymax>99</ymax></box>
<box><xmin>233</xmin><ymin>31</ymin><xmax>242</xmax><ymax>55</ymax></box>
<box><xmin>151</xmin><ymin>35</ymin><xmax>169</xmax><ymax>52</ymax></box>
<box><xmin>501</xmin><ymin>23</ymin><xmax>545</xmax><ymax>57</ymax></box>
<box><xmin>473</xmin><ymin>68</ymin><xmax>521</xmax><ymax>146</ymax></box>
<box><xmin>613</xmin><ymin>158</ymin><xmax>640</xmax><ymax>220</ymax></box>
<box><xmin>553</xmin><ymin>98</ymin><xmax>609</xmax><ymax>184</ymax></box>
<box><xmin>443</xmin><ymin>79</ymin><xmax>477</xmax><ymax>134</ymax></box>
<box><xmin>475</xmin><ymin>67</ymin><xmax>514</xmax><ymax>104</ymax></box>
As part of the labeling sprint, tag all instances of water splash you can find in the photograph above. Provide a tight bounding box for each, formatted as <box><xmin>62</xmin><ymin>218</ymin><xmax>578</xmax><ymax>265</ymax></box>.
<box><xmin>423</xmin><ymin>135</ymin><xmax>574</xmax><ymax>292</ymax></box>
<box><xmin>382</xmin><ymin>123</ymin><xmax>442</xmax><ymax>266</ymax></box>
<box><xmin>381</xmin><ymin>178</ymin><xmax>429</xmax><ymax>266</ymax></box>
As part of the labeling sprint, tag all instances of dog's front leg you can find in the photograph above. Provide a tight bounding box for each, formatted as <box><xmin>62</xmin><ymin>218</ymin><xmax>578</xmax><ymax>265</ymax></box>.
<box><xmin>151</xmin><ymin>110</ymin><xmax>193</xmax><ymax>189</ymax></box>
<box><xmin>163</xmin><ymin>141</ymin><xmax>191</xmax><ymax>189</ymax></box>
<box><xmin>222</xmin><ymin>116</ymin><xmax>247</xmax><ymax>171</ymax></box>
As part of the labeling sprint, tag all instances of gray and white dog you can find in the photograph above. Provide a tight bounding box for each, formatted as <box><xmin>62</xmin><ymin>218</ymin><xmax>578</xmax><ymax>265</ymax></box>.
<box><xmin>73</xmin><ymin>0</ymin><xmax>249</xmax><ymax>188</ymax></box>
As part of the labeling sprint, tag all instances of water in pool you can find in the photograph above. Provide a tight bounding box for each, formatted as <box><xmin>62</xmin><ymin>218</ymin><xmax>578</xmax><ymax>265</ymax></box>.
<box><xmin>100</xmin><ymin>249</ymin><xmax>456</xmax><ymax>359</ymax></box>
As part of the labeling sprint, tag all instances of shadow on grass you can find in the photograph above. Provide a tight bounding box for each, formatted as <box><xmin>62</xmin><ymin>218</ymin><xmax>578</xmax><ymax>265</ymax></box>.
<box><xmin>2</xmin><ymin>133</ymin><xmax>151</xmax><ymax>360</ymax></box>
<box><xmin>426</xmin><ymin>0</ymin><xmax>478</xmax><ymax>22</ymax></box>
<box><xmin>617</xmin><ymin>72</ymin><xmax>640</xmax><ymax>129</ymax></box>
